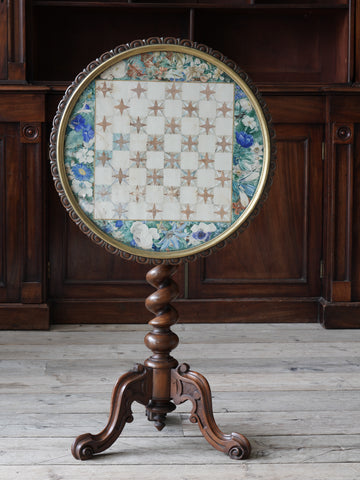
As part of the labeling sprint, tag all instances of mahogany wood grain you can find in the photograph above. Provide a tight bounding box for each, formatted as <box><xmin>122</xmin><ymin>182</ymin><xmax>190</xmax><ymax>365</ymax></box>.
<box><xmin>30</xmin><ymin>6</ymin><xmax>189</xmax><ymax>81</ymax></box>
<box><xmin>6</xmin><ymin>0</ymin><xmax>26</xmax><ymax>82</ymax></box>
<box><xmin>332</xmin><ymin>124</ymin><xmax>353</xmax><ymax>296</ymax></box>
<box><xmin>320</xmin><ymin>300</ymin><xmax>360</xmax><ymax>328</ymax></box>
<box><xmin>0</xmin><ymin>124</ymin><xmax>22</xmax><ymax>303</ymax></box>
<box><xmin>194</xmin><ymin>9</ymin><xmax>349</xmax><ymax>84</ymax></box>
<box><xmin>352</xmin><ymin>123</ymin><xmax>360</xmax><ymax>302</ymax></box>
<box><xmin>71</xmin><ymin>265</ymin><xmax>251</xmax><ymax>460</ymax></box>
<box><xmin>0</xmin><ymin>0</ymin><xmax>7</xmax><ymax>80</ymax></box>
<box><xmin>21</xmin><ymin>124</ymin><xmax>46</xmax><ymax>304</ymax></box>
<box><xmin>1</xmin><ymin>1</ymin><xmax>360</xmax><ymax>328</ymax></box>
<box><xmin>0</xmin><ymin>93</ymin><xmax>45</xmax><ymax>122</ymax></box>
<box><xmin>0</xmin><ymin>303</ymin><xmax>49</xmax><ymax>330</ymax></box>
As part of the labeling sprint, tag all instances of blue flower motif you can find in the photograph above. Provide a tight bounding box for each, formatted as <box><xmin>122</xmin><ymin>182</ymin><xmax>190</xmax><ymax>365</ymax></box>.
<box><xmin>240</xmin><ymin>183</ymin><xmax>256</xmax><ymax>197</ymax></box>
<box><xmin>158</xmin><ymin>223</ymin><xmax>188</xmax><ymax>251</ymax></box>
<box><xmin>103</xmin><ymin>224</ymin><xmax>113</xmax><ymax>234</ymax></box>
<box><xmin>82</xmin><ymin>123</ymin><xmax>94</xmax><ymax>143</ymax></box>
<box><xmin>192</xmin><ymin>229</ymin><xmax>211</xmax><ymax>242</ymax></box>
<box><xmin>235</xmin><ymin>85</ymin><xmax>246</xmax><ymax>100</ymax></box>
<box><xmin>193</xmin><ymin>230</ymin><xmax>206</xmax><ymax>240</ymax></box>
<box><xmin>71</xmin><ymin>114</ymin><xmax>86</xmax><ymax>132</ymax></box>
<box><xmin>71</xmin><ymin>114</ymin><xmax>94</xmax><ymax>142</ymax></box>
<box><xmin>236</xmin><ymin>131</ymin><xmax>254</xmax><ymax>148</ymax></box>
<box><xmin>115</xmin><ymin>220</ymin><xmax>123</xmax><ymax>229</ymax></box>
<box><xmin>72</xmin><ymin>164</ymin><xmax>92</xmax><ymax>181</ymax></box>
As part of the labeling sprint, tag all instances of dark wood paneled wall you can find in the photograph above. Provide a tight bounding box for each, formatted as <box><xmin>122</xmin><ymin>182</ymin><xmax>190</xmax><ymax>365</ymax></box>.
<box><xmin>0</xmin><ymin>0</ymin><xmax>359</xmax><ymax>329</ymax></box>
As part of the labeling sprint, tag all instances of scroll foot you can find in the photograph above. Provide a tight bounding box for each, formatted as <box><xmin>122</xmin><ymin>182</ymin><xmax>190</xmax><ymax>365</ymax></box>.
<box><xmin>171</xmin><ymin>363</ymin><xmax>251</xmax><ymax>460</ymax></box>
<box><xmin>72</xmin><ymin>364</ymin><xmax>151</xmax><ymax>460</ymax></box>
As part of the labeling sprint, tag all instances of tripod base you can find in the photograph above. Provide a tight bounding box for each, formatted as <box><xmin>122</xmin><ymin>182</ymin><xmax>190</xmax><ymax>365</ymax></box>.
<box><xmin>72</xmin><ymin>361</ymin><xmax>251</xmax><ymax>461</ymax></box>
<box><xmin>72</xmin><ymin>265</ymin><xmax>251</xmax><ymax>461</ymax></box>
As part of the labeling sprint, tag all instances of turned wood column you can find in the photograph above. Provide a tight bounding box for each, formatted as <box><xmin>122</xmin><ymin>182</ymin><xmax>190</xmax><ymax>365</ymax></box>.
<box><xmin>144</xmin><ymin>264</ymin><xmax>179</xmax><ymax>430</ymax></box>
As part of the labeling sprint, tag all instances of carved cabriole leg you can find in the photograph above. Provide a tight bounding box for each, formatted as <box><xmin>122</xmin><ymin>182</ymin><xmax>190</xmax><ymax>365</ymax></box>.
<box><xmin>72</xmin><ymin>264</ymin><xmax>251</xmax><ymax>461</ymax></box>
<box><xmin>171</xmin><ymin>363</ymin><xmax>251</xmax><ymax>460</ymax></box>
<box><xmin>71</xmin><ymin>363</ymin><xmax>152</xmax><ymax>460</ymax></box>
<box><xmin>144</xmin><ymin>265</ymin><xmax>179</xmax><ymax>431</ymax></box>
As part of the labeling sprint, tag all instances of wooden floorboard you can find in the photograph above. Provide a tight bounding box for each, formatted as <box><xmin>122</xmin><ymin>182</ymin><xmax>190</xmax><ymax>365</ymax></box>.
<box><xmin>1</xmin><ymin>323</ymin><xmax>359</xmax><ymax>479</ymax></box>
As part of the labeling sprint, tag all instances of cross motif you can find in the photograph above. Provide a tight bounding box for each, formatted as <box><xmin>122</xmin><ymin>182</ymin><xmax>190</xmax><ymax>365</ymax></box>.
<box><xmin>166</xmin><ymin>118</ymin><xmax>180</xmax><ymax>134</ymax></box>
<box><xmin>147</xmin><ymin>203</ymin><xmax>162</xmax><ymax>219</ymax></box>
<box><xmin>165</xmin><ymin>153</ymin><xmax>179</xmax><ymax>168</ymax></box>
<box><xmin>113</xmin><ymin>204</ymin><xmax>128</xmax><ymax>218</ymax></box>
<box><xmin>166</xmin><ymin>83</ymin><xmax>181</xmax><ymax>99</ymax></box>
<box><xmin>147</xmin><ymin>170</ymin><xmax>163</xmax><ymax>185</ymax></box>
<box><xmin>181</xmin><ymin>204</ymin><xmax>195</xmax><ymax>220</ymax></box>
<box><xmin>130</xmin><ymin>186</ymin><xmax>145</xmax><ymax>203</ymax></box>
<box><xmin>97</xmin><ymin>186</ymin><xmax>111</xmax><ymax>198</ymax></box>
<box><xmin>131</xmin><ymin>82</ymin><xmax>147</xmax><ymax>99</ymax></box>
<box><xmin>97</xmin><ymin>82</ymin><xmax>112</xmax><ymax>98</ymax></box>
<box><xmin>147</xmin><ymin>135</ymin><xmax>163</xmax><ymax>151</ymax></box>
<box><xmin>198</xmin><ymin>188</ymin><xmax>214</xmax><ymax>204</ymax></box>
<box><xmin>200</xmin><ymin>118</ymin><xmax>215</xmax><ymax>135</ymax></box>
<box><xmin>199</xmin><ymin>153</ymin><xmax>215</xmax><ymax>169</ymax></box>
<box><xmin>165</xmin><ymin>187</ymin><xmax>180</xmax><ymax>200</ymax></box>
<box><xmin>183</xmin><ymin>136</ymin><xmax>198</xmax><ymax>151</ymax></box>
<box><xmin>130</xmin><ymin>152</ymin><xmax>146</xmax><ymax>168</ymax></box>
<box><xmin>181</xmin><ymin>170</ymin><xmax>196</xmax><ymax>186</ymax></box>
<box><xmin>112</xmin><ymin>168</ymin><xmax>128</xmax><ymax>184</ymax></box>
<box><xmin>130</xmin><ymin>116</ymin><xmax>146</xmax><ymax>133</ymax></box>
<box><xmin>114</xmin><ymin>99</ymin><xmax>130</xmax><ymax>115</ymax></box>
<box><xmin>215</xmin><ymin>206</ymin><xmax>228</xmax><ymax>220</ymax></box>
<box><xmin>98</xmin><ymin>151</ymin><xmax>111</xmax><ymax>167</ymax></box>
<box><xmin>114</xmin><ymin>135</ymin><xmax>129</xmax><ymax>149</ymax></box>
<box><xmin>216</xmin><ymin>136</ymin><xmax>231</xmax><ymax>152</ymax></box>
<box><xmin>149</xmin><ymin>100</ymin><xmax>164</xmax><ymax>116</ymax></box>
<box><xmin>97</xmin><ymin>116</ymin><xmax>112</xmax><ymax>132</ymax></box>
<box><xmin>200</xmin><ymin>85</ymin><xmax>216</xmax><ymax>100</ymax></box>
<box><xmin>217</xmin><ymin>102</ymin><xmax>232</xmax><ymax>117</ymax></box>
<box><xmin>183</xmin><ymin>101</ymin><xmax>198</xmax><ymax>117</ymax></box>
<box><xmin>215</xmin><ymin>171</ymin><xmax>231</xmax><ymax>187</ymax></box>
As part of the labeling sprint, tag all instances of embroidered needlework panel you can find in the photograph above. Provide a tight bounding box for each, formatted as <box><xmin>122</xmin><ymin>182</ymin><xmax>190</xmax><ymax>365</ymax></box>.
<box><xmin>94</xmin><ymin>80</ymin><xmax>234</xmax><ymax>223</ymax></box>
<box><xmin>62</xmin><ymin>50</ymin><xmax>267</xmax><ymax>255</ymax></box>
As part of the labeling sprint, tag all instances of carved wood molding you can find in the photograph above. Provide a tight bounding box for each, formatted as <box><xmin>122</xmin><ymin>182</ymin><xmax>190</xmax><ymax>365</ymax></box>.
<box><xmin>49</xmin><ymin>37</ymin><xmax>276</xmax><ymax>265</ymax></box>
<box><xmin>330</xmin><ymin>122</ymin><xmax>354</xmax><ymax>302</ymax></box>
<box><xmin>333</xmin><ymin>123</ymin><xmax>353</xmax><ymax>144</ymax></box>
<box><xmin>20</xmin><ymin>123</ymin><xmax>41</xmax><ymax>144</ymax></box>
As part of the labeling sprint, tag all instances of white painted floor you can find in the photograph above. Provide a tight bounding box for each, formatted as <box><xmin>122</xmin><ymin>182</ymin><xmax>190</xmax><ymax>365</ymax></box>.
<box><xmin>1</xmin><ymin>323</ymin><xmax>359</xmax><ymax>479</ymax></box>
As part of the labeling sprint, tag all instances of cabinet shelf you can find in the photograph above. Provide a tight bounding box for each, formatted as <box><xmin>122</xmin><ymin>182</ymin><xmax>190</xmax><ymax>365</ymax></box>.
<box><xmin>28</xmin><ymin>0</ymin><xmax>351</xmax><ymax>84</ymax></box>
<box><xmin>31</xmin><ymin>0</ymin><xmax>349</xmax><ymax>9</ymax></box>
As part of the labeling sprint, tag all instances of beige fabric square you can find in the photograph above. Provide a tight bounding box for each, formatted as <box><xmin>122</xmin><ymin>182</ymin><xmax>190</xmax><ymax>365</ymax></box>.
<box><xmin>146</xmin><ymin>151</ymin><xmax>164</xmax><ymax>169</ymax></box>
<box><xmin>163</xmin><ymin>168</ymin><xmax>181</xmax><ymax>186</ymax></box>
<box><xmin>128</xmin><ymin>168</ymin><xmax>146</xmax><ymax>186</ymax></box>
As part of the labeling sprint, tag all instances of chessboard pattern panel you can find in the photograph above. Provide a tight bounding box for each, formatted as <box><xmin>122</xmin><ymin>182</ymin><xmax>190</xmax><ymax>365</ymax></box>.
<box><xmin>94</xmin><ymin>80</ymin><xmax>234</xmax><ymax>222</ymax></box>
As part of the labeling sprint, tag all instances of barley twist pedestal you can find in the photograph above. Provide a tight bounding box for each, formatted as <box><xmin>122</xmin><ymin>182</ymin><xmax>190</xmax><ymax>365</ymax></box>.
<box><xmin>50</xmin><ymin>37</ymin><xmax>275</xmax><ymax>461</ymax></box>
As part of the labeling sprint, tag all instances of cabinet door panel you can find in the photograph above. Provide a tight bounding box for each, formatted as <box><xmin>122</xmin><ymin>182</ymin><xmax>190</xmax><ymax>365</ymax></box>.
<box><xmin>0</xmin><ymin>124</ymin><xmax>22</xmax><ymax>302</ymax></box>
<box><xmin>352</xmin><ymin>124</ymin><xmax>360</xmax><ymax>301</ymax></box>
<box><xmin>188</xmin><ymin>124</ymin><xmax>323</xmax><ymax>298</ymax></box>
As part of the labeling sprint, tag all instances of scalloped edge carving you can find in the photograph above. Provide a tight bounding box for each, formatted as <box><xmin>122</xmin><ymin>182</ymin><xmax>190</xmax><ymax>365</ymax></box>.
<box><xmin>49</xmin><ymin>37</ymin><xmax>276</xmax><ymax>265</ymax></box>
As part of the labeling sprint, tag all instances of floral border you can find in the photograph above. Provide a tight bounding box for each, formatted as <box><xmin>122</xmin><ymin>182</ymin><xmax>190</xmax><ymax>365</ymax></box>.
<box><xmin>49</xmin><ymin>38</ymin><xmax>276</xmax><ymax>265</ymax></box>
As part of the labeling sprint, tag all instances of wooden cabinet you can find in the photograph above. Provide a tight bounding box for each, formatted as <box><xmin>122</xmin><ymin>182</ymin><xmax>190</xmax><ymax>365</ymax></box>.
<box><xmin>0</xmin><ymin>0</ymin><xmax>359</xmax><ymax>328</ymax></box>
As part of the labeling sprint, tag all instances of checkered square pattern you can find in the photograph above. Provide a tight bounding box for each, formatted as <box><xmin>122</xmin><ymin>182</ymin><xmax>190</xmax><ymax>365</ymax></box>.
<box><xmin>94</xmin><ymin>80</ymin><xmax>234</xmax><ymax>222</ymax></box>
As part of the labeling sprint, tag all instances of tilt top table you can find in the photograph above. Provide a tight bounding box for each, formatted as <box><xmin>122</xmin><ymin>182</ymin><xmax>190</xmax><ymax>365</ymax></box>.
<box><xmin>50</xmin><ymin>37</ymin><xmax>275</xmax><ymax>461</ymax></box>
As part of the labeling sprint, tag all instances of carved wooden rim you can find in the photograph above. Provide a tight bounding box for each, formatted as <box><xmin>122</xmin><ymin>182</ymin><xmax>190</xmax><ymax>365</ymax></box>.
<box><xmin>49</xmin><ymin>37</ymin><xmax>276</xmax><ymax>265</ymax></box>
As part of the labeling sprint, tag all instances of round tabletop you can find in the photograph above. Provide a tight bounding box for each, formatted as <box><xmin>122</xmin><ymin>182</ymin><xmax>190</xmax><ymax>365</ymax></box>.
<box><xmin>50</xmin><ymin>38</ymin><xmax>275</xmax><ymax>264</ymax></box>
